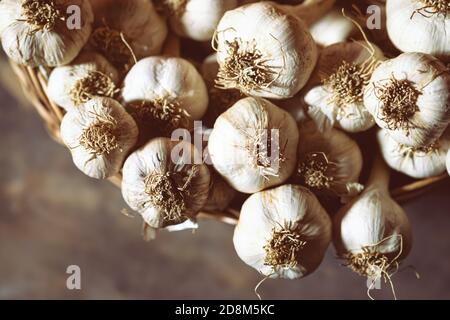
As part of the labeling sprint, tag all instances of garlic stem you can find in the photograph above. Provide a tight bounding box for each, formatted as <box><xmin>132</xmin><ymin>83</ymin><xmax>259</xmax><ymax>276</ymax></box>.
<box><xmin>367</xmin><ymin>154</ymin><xmax>390</xmax><ymax>191</ymax></box>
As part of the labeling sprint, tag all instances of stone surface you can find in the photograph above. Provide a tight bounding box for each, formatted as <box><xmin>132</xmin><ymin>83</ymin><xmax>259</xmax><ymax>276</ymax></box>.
<box><xmin>0</xmin><ymin>58</ymin><xmax>449</xmax><ymax>299</ymax></box>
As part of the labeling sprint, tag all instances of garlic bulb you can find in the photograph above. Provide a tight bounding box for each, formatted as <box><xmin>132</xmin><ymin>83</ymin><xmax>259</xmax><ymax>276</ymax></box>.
<box><xmin>305</xmin><ymin>41</ymin><xmax>384</xmax><ymax>132</ymax></box>
<box><xmin>203</xmin><ymin>171</ymin><xmax>236</xmax><ymax>211</ymax></box>
<box><xmin>295</xmin><ymin>122</ymin><xmax>364</xmax><ymax>200</ymax></box>
<box><xmin>233</xmin><ymin>184</ymin><xmax>332</xmax><ymax>279</ymax></box>
<box><xmin>386</xmin><ymin>0</ymin><xmax>450</xmax><ymax>61</ymax></box>
<box><xmin>214</xmin><ymin>1</ymin><xmax>318</xmax><ymax>99</ymax></box>
<box><xmin>364</xmin><ymin>52</ymin><xmax>450</xmax><ymax>147</ymax></box>
<box><xmin>47</xmin><ymin>51</ymin><xmax>119</xmax><ymax>111</ymax></box>
<box><xmin>60</xmin><ymin>97</ymin><xmax>138</xmax><ymax>179</ymax></box>
<box><xmin>121</xmin><ymin>137</ymin><xmax>211</xmax><ymax>228</ymax></box>
<box><xmin>0</xmin><ymin>0</ymin><xmax>93</xmax><ymax>67</ymax></box>
<box><xmin>208</xmin><ymin>97</ymin><xmax>299</xmax><ymax>193</ymax></box>
<box><xmin>309</xmin><ymin>8</ymin><xmax>356</xmax><ymax>47</ymax></box>
<box><xmin>122</xmin><ymin>56</ymin><xmax>209</xmax><ymax>135</ymax></box>
<box><xmin>89</xmin><ymin>0</ymin><xmax>167</xmax><ymax>70</ymax></box>
<box><xmin>156</xmin><ymin>0</ymin><xmax>238</xmax><ymax>41</ymax></box>
<box><xmin>333</xmin><ymin>156</ymin><xmax>412</xmax><ymax>295</ymax></box>
<box><xmin>377</xmin><ymin>129</ymin><xmax>450</xmax><ymax>179</ymax></box>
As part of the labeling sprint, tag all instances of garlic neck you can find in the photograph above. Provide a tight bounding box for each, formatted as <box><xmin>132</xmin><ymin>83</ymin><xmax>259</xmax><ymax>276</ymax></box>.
<box><xmin>367</xmin><ymin>155</ymin><xmax>390</xmax><ymax>191</ymax></box>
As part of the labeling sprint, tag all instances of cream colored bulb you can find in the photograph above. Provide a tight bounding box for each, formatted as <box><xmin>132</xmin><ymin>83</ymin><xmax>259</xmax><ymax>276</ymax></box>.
<box><xmin>60</xmin><ymin>97</ymin><xmax>139</xmax><ymax>179</ymax></box>
<box><xmin>208</xmin><ymin>97</ymin><xmax>299</xmax><ymax>193</ymax></box>
<box><xmin>0</xmin><ymin>0</ymin><xmax>93</xmax><ymax>67</ymax></box>
<box><xmin>121</xmin><ymin>137</ymin><xmax>211</xmax><ymax>229</ymax></box>
<box><xmin>47</xmin><ymin>51</ymin><xmax>119</xmax><ymax>112</ymax></box>
<box><xmin>364</xmin><ymin>52</ymin><xmax>450</xmax><ymax>148</ymax></box>
<box><xmin>377</xmin><ymin>129</ymin><xmax>450</xmax><ymax>179</ymax></box>
<box><xmin>305</xmin><ymin>41</ymin><xmax>384</xmax><ymax>133</ymax></box>
<box><xmin>214</xmin><ymin>1</ymin><xmax>318</xmax><ymax>99</ymax></box>
<box><xmin>233</xmin><ymin>184</ymin><xmax>332</xmax><ymax>279</ymax></box>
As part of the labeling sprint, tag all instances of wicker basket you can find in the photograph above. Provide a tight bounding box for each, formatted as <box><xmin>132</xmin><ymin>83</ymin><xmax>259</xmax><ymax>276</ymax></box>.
<box><xmin>9</xmin><ymin>61</ymin><xmax>449</xmax><ymax>225</ymax></box>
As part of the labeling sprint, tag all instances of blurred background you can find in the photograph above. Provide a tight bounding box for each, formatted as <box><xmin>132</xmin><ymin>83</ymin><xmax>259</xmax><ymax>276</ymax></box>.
<box><xmin>1</xmin><ymin>54</ymin><xmax>450</xmax><ymax>300</ymax></box>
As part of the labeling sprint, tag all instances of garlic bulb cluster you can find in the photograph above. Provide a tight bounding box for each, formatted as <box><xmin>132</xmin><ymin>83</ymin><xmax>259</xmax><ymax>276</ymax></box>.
<box><xmin>309</xmin><ymin>8</ymin><xmax>356</xmax><ymax>47</ymax></box>
<box><xmin>214</xmin><ymin>1</ymin><xmax>318</xmax><ymax>99</ymax></box>
<box><xmin>89</xmin><ymin>0</ymin><xmax>167</xmax><ymax>70</ymax></box>
<box><xmin>60</xmin><ymin>97</ymin><xmax>139</xmax><ymax>179</ymax></box>
<box><xmin>233</xmin><ymin>184</ymin><xmax>331</xmax><ymax>279</ymax></box>
<box><xmin>156</xmin><ymin>0</ymin><xmax>238</xmax><ymax>41</ymax></box>
<box><xmin>378</xmin><ymin>129</ymin><xmax>450</xmax><ymax>179</ymax></box>
<box><xmin>208</xmin><ymin>97</ymin><xmax>299</xmax><ymax>193</ymax></box>
<box><xmin>333</xmin><ymin>157</ymin><xmax>412</xmax><ymax>294</ymax></box>
<box><xmin>122</xmin><ymin>56</ymin><xmax>208</xmax><ymax>135</ymax></box>
<box><xmin>295</xmin><ymin>122</ymin><xmax>364</xmax><ymax>200</ymax></box>
<box><xmin>122</xmin><ymin>137</ymin><xmax>211</xmax><ymax>229</ymax></box>
<box><xmin>364</xmin><ymin>52</ymin><xmax>450</xmax><ymax>147</ymax></box>
<box><xmin>47</xmin><ymin>51</ymin><xmax>119</xmax><ymax>111</ymax></box>
<box><xmin>386</xmin><ymin>0</ymin><xmax>450</xmax><ymax>61</ymax></box>
<box><xmin>0</xmin><ymin>0</ymin><xmax>94</xmax><ymax>67</ymax></box>
<box><xmin>305</xmin><ymin>41</ymin><xmax>384</xmax><ymax>132</ymax></box>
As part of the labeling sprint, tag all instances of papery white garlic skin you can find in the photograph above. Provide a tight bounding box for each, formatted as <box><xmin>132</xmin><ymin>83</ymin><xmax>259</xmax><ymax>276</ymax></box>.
<box><xmin>386</xmin><ymin>0</ymin><xmax>450</xmax><ymax>61</ymax></box>
<box><xmin>47</xmin><ymin>51</ymin><xmax>119</xmax><ymax>111</ymax></box>
<box><xmin>215</xmin><ymin>2</ymin><xmax>318</xmax><ymax>99</ymax></box>
<box><xmin>297</xmin><ymin>122</ymin><xmax>364</xmax><ymax>198</ymax></box>
<box><xmin>121</xmin><ymin>137</ymin><xmax>211</xmax><ymax>228</ymax></box>
<box><xmin>333</xmin><ymin>184</ymin><xmax>412</xmax><ymax>263</ymax></box>
<box><xmin>60</xmin><ymin>97</ymin><xmax>138</xmax><ymax>179</ymax></box>
<box><xmin>233</xmin><ymin>184</ymin><xmax>332</xmax><ymax>279</ymax></box>
<box><xmin>378</xmin><ymin>129</ymin><xmax>450</xmax><ymax>179</ymax></box>
<box><xmin>208</xmin><ymin>97</ymin><xmax>299</xmax><ymax>193</ymax></box>
<box><xmin>122</xmin><ymin>56</ymin><xmax>208</xmax><ymax>120</ymax></box>
<box><xmin>90</xmin><ymin>0</ymin><xmax>168</xmax><ymax>63</ymax></box>
<box><xmin>364</xmin><ymin>52</ymin><xmax>450</xmax><ymax>147</ymax></box>
<box><xmin>309</xmin><ymin>8</ymin><xmax>356</xmax><ymax>47</ymax></box>
<box><xmin>305</xmin><ymin>41</ymin><xmax>384</xmax><ymax>132</ymax></box>
<box><xmin>0</xmin><ymin>0</ymin><xmax>94</xmax><ymax>67</ymax></box>
<box><xmin>167</xmin><ymin>0</ymin><xmax>238</xmax><ymax>41</ymax></box>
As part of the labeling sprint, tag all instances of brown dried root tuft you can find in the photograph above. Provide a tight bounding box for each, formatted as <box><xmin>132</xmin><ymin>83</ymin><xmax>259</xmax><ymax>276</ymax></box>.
<box><xmin>343</xmin><ymin>235</ymin><xmax>403</xmax><ymax>300</ymax></box>
<box><xmin>127</xmin><ymin>98</ymin><xmax>191</xmax><ymax>135</ymax></box>
<box><xmin>398</xmin><ymin>141</ymin><xmax>440</xmax><ymax>158</ymax></box>
<box><xmin>323</xmin><ymin>57</ymin><xmax>379</xmax><ymax>107</ymax></box>
<box><xmin>412</xmin><ymin>0</ymin><xmax>450</xmax><ymax>19</ymax></box>
<box><xmin>297</xmin><ymin>152</ymin><xmax>336</xmax><ymax>190</ymax></box>
<box><xmin>69</xmin><ymin>71</ymin><xmax>118</xmax><ymax>105</ymax></box>
<box><xmin>90</xmin><ymin>25</ymin><xmax>135</xmax><ymax>70</ymax></box>
<box><xmin>216</xmin><ymin>39</ymin><xmax>278</xmax><ymax>93</ymax></box>
<box><xmin>245</xmin><ymin>128</ymin><xmax>286</xmax><ymax>179</ymax></box>
<box><xmin>154</xmin><ymin>0</ymin><xmax>187</xmax><ymax>16</ymax></box>
<box><xmin>21</xmin><ymin>0</ymin><xmax>66</xmax><ymax>32</ymax></box>
<box><xmin>144</xmin><ymin>165</ymin><xmax>198</xmax><ymax>224</ymax></box>
<box><xmin>79</xmin><ymin>115</ymin><xmax>120</xmax><ymax>156</ymax></box>
<box><xmin>374</xmin><ymin>77</ymin><xmax>422</xmax><ymax>132</ymax></box>
<box><xmin>264</xmin><ymin>222</ymin><xmax>306</xmax><ymax>269</ymax></box>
